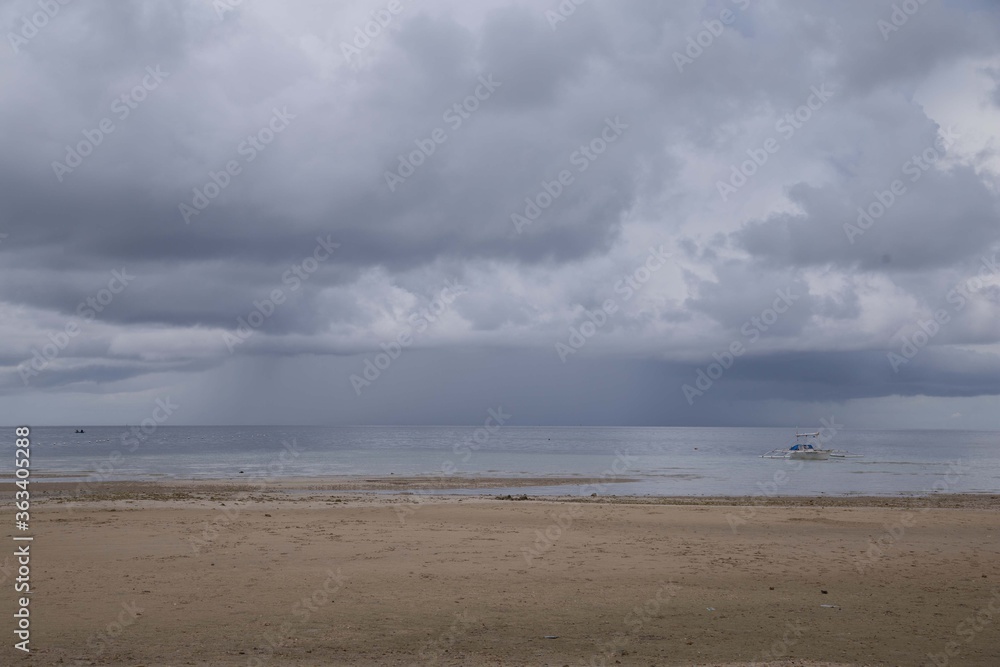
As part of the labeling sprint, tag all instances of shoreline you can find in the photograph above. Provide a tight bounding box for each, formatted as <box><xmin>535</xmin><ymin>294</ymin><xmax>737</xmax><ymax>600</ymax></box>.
<box><xmin>6</xmin><ymin>477</ymin><xmax>999</xmax><ymax>509</ymax></box>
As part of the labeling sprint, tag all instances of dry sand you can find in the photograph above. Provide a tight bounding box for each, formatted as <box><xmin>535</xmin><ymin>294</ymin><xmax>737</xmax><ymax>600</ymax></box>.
<box><xmin>2</xmin><ymin>481</ymin><xmax>999</xmax><ymax>666</ymax></box>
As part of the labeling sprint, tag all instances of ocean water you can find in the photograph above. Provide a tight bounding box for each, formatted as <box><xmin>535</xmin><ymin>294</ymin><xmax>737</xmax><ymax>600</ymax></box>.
<box><xmin>4</xmin><ymin>426</ymin><xmax>999</xmax><ymax>497</ymax></box>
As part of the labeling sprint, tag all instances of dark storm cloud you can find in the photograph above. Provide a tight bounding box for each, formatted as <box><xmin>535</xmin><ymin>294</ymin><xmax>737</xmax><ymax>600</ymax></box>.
<box><xmin>735</xmin><ymin>161</ymin><xmax>999</xmax><ymax>272</ymax></box>
<box><xmin>1</xmin><ymin>1</ymin><xmax>658</xmax><ymax>270</ymax></box>
<box><xmin>692</xmin><ymin>348</ymin><xmax>1000</xmax><ymax>402</ymax></box>
<box><xmin>2</xmin><ymin>0</ymin><xmax>1000</xmax><ymax>427</ymax></box>
<box><xmin>683</xmin><ymin>261</ymin><xmax>814</xmax><ymax>336</ymax></box>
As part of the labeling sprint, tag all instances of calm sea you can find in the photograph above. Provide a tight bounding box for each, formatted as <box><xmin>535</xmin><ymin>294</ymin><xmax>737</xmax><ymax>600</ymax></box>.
<box><xmin>5</xmin><ymin>426</ymin><xmax>999</xmax><ymax>497</ymax></box>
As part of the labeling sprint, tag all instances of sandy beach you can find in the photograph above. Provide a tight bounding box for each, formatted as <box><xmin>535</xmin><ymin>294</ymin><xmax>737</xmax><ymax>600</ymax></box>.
<box><xmin>2</xmin><ymin>481</ymin><xmax>999</xmax><ymax>666</ymax></box>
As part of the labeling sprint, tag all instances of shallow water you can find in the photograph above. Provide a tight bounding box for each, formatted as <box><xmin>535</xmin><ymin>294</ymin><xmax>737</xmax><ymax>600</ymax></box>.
<box><xmin>6</xmin><ymin>425</ymin><xmax>999</xmax><ymax>496</ymax></box>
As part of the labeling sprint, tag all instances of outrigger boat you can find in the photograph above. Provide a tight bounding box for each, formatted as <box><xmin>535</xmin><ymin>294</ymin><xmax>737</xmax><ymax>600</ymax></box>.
<box><xmin>762</xmin><ymin>432</ymin><xmax>830</xmax><ymax>460</ymax></box>
<box><xmin>762</xmin><ymin>432</ymin><xmax>863</xmax><ymax>460</ymax></box>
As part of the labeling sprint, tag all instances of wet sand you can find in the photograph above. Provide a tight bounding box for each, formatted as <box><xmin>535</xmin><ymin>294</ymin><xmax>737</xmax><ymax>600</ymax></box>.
<box><xmin>1</xmin><ymin>481</ymin><xmax>998</xmax><ymax>666</ymax></box>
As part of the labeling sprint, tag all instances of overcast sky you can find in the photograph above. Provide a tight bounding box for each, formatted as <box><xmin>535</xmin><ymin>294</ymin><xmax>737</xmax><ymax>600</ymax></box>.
<box><xmin>2</xmin><ymin>0</ymin><xmax>999</xmax><ymax>428</ymax></box>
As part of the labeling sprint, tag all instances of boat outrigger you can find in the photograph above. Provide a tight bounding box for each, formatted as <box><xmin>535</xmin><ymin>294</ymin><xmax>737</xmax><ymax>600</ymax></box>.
<box><xmin>761</xmin><ymin>432</ymin><xmax>862</xmax><ymax>460</ymax></box>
